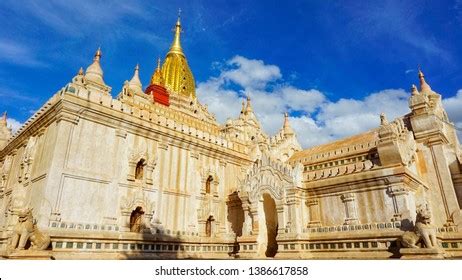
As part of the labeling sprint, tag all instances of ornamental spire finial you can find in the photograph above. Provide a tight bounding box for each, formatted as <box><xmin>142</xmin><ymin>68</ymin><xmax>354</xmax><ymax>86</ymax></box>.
<box><xmin>168</xmin><ymin>10</ymin><xmax>184</xmax><ymax>55</ymax></box>
<box><xmin>380</xmin><ymin>112</ymin><xmax>388</xmax><ymax>126</ymax></box>
<box><xmin>283</xmin><ymin>112</ymin><xmax>295</xmax><ymax>136</ymax></box>
<box><xmin>418</xmin><ymin>67</ymin><xmax>431</xmax><ymax>92</ymax></box>
<box><xmin>94</xmin><ymin>47</ymin><xmax>102</xmax><ymax>62</ymax></box>
<box><xmin>411</xmin><ymin>84</ymin><xmax>419</xmax><ymax>96</ymax></box>
<box><xmin>245</xmin><ymin>95</ymin><xmax>253</xmax><ymax>113</ymax></box>
<box><xmin>128</xmin><ymin>64</ymin><xmax>142</xmax><ymax>93</ymax></box>
<box><xmin>85</xmin><ymin>47</ymin><xmax>105</xmax><ymax>85</ymax></box>
<box><xmin>150</xmin><ymin>58</ymin><xmax>164</xmax><ymax>86</ymax></box>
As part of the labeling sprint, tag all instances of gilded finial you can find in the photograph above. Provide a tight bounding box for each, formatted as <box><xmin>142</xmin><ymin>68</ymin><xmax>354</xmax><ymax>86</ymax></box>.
<box><xmin>163</xmin><ymin>12</ymin><xmax>196</xmax><ymax>98</ymax></box>
<box><xmin>78</xmin><ymin>67</ymin><xmax>84</xmax><ymax>75</ymax></box>
<box><xmin>168</xmin><ymin>10</ymin><xmax>184</xmax><ymax>55</ymax></box>
<box><xmin>150</xmin><ymin>58</ymin><xmax>164</xmax><ymax>86</ymax></box>
<box><xmin>135</xmin><ymin>63</ymin><xmax>140</xmax><ymax>71</ymax></box>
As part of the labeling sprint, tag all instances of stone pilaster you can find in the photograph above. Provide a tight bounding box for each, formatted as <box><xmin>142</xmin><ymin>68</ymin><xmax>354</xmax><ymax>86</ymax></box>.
<box><xmin>428</xmin><ymin>141</ymin><xmax>460</xmax><ymax>226</ymax></box>
<box><xmin>306</xmin><ymin>198</ymin><xmax>322</xmax><ymax>228</ymax></box>
<box><xmin>388</xmin><ymin>184</ymin><xmax>410</xmax><ymax>221</ymax></box>
<box><xmin>249</xmin><ymin>205</ymin><xmax>259</xmax><ymax>235</ymax></box>
<box><xmin>276</xmin><ymin>204</ymin><xmax>286</xmax><ymax>235</ymax></box>
<box><xmin>145</xmin><ymin>159</ymin><xmax>156</xmax><ymax>185</ymax></box>
<box><xmin>285</xmin><ymin>188</ymin><xmax>300</xmax><ymax>234</ymax></box>
<box><xmin>341</xmin><ymin>193</ymin><xmax>359</xmax><ymax>225</ymax></box>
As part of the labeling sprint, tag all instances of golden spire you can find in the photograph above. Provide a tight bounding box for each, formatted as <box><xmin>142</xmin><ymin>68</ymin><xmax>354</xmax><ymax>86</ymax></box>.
<box><xmin>161</xmin><ymin>12</ymin><xmax>196</xmax><ymax>98</ymax></box>
<box><xmin>418</xmin><ymin>68</ymin><xmax>432</xmax><ymax>92</ymax></box>
<box><xmin>151</xmin><ymin>57</ymin><xmax>164</xmax><ymax>86</ymax></box>
<box><xmin>168</xmin><ymin>9</ymin><xmax>184</xmax><ymax>56</ymax></box>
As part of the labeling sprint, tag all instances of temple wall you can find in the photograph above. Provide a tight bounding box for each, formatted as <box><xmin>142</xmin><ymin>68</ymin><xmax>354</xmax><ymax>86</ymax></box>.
<box><xmin>414</xmin><ymin>142</ymin><xmax>460</xmax><ymax>226</ymax></box>
<box><xmin>0</xmin><ymin>87</ymin><xmax>250</xmax><ymax>241</ymax></box>
<box><xmin>316</xmin><ymin>188</ymin><xmax>396</xmax><ymax>227</ymax></box>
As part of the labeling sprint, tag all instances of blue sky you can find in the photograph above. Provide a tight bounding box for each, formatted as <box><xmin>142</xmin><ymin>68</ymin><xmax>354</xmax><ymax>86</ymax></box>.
<box><xmin>1</xmin><ymin>0</ymin><xmax>462</xmax><ymax>147</ymax></box>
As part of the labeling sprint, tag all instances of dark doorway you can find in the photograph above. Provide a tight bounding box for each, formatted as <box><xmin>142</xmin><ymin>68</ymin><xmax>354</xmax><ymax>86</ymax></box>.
<box><xmin>263</xmin><ymin>193</ymin><xmax>278</xmax><ymax>257</ymax></box>
<box><xmin>205</xmin><ymin>176</ymin><xmax>213</xmax><ymax>194</ymax></box>
<box><xmin>135</xmin><ymin>159</ymin><xmax>145</xmax><ymax>180</ymax></box>
<box><xmin>129</xmin><ymin>206</ymin><xmax>145</xmax><ymax>232</ymax></box>
<box><xmin>206</xmin><ymin>216</ymin><xmax>214</xmax><ymax>237</ymax></box>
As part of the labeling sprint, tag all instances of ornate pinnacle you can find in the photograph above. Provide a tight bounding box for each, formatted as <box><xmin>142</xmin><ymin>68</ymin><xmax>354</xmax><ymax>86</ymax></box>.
<box><xmin>380</xmin><ymin>113</ymin><xmax>388</xmax><ymax>126</ymax></box>
<box><xmin>94</xmin><ymin>47</ymin><xmax>102</xmax><ymax>62</ymax></box>
<box><xmin>411</xmin><ymin>84</ymin><xmax>419</xmax><ymax>95</ymax></box>
<box><xmin>418</xmin><ymin>68</ymin><xmax>431</xmax><ymax>92</ymax></box>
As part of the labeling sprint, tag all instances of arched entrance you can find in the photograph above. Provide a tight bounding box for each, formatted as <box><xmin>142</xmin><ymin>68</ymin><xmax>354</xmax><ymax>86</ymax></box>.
<box><xmin>262</xmin><ymin>193</ymin><xmax>278</xmax><ymax>257</ymax></box>
<box><xmin>205</xmin><ymin>216</ymin><xmax>214</xmax><ymax>237</ymax></box>
<box><xmin>129</xmin><ymin>206</ymin><xmax>144</xmax><ymax>233</ymax></box>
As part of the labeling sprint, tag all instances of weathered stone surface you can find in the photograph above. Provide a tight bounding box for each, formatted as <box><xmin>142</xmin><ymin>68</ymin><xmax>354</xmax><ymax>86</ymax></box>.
<box><xmin>400</xmin><ymin>248</ymin><xmax>445</xmax><ymax>260</ymax></box>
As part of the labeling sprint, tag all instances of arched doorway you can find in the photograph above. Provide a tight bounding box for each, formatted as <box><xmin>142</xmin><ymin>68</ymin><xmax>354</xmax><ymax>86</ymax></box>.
<box><xmin>262</xmin><ymin>193</ymin><xmax>278</xmax><ymax>257</ymax></box>
<box><xmin>135</xmin><ymin>159</ymin><xmax>145</xmax><ymax>180</ymax></box>
<box><xmin>205</xmin><ymin>216</ymin><xmax>214</xmax><ymax>237</ymax></box>
<box><xmin>129</xmin><ymin>206</ymin><xmax>145</xmax><ymax>233</ymax></box>
<box><xmin>205</xmin><ymin>176</ymin><xmax>213</xmax><ymax>194</ymax></box>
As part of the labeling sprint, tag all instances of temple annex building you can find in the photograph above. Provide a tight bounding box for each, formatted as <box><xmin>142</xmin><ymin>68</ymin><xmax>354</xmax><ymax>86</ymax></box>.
<box><xmin>1</xmin><ymin>16</ymin><xmax>462</xmax><ymax>259</ymax></box>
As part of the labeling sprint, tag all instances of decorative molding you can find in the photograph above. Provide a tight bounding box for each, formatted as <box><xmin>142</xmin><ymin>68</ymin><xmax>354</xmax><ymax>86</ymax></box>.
<box><xmin>56</xmin><ymin>112</ymin><xmax>79</xmax><ymax>125</ymax></box>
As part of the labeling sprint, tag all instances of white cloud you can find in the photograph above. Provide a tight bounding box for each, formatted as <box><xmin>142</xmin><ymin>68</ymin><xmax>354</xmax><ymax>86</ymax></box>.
<box><xmin>221</xmin><ymin>56</ymin><xmax>282</xmax><ymax>89</ymax></box>
<box><xmin>316</xmin><ymin>89</ymin><xmax>410</xmax><ymax>138</ymax></box>
<box><xmin>443</xmin><ymin>90</ymin><xmax>462</xmax><ymax>124</ymax></box>
<box><xmin>197</xmin><ymin>56</ymin><xmax>411</xmax><ymax>148</ymax></box>
<box><xmin>198</xmin><ymin>55</ymin><xmax>462</xmax><ymax>149</ymax></box>
<box><xmin>6</xmin><ymin>118</ymin><xmax>23</xmax><ymax>133</ymax></box>
<box><xmin>443</xmin><ymin>89</ymin><xmax>462</xmax><ymax>140</ymax></box>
